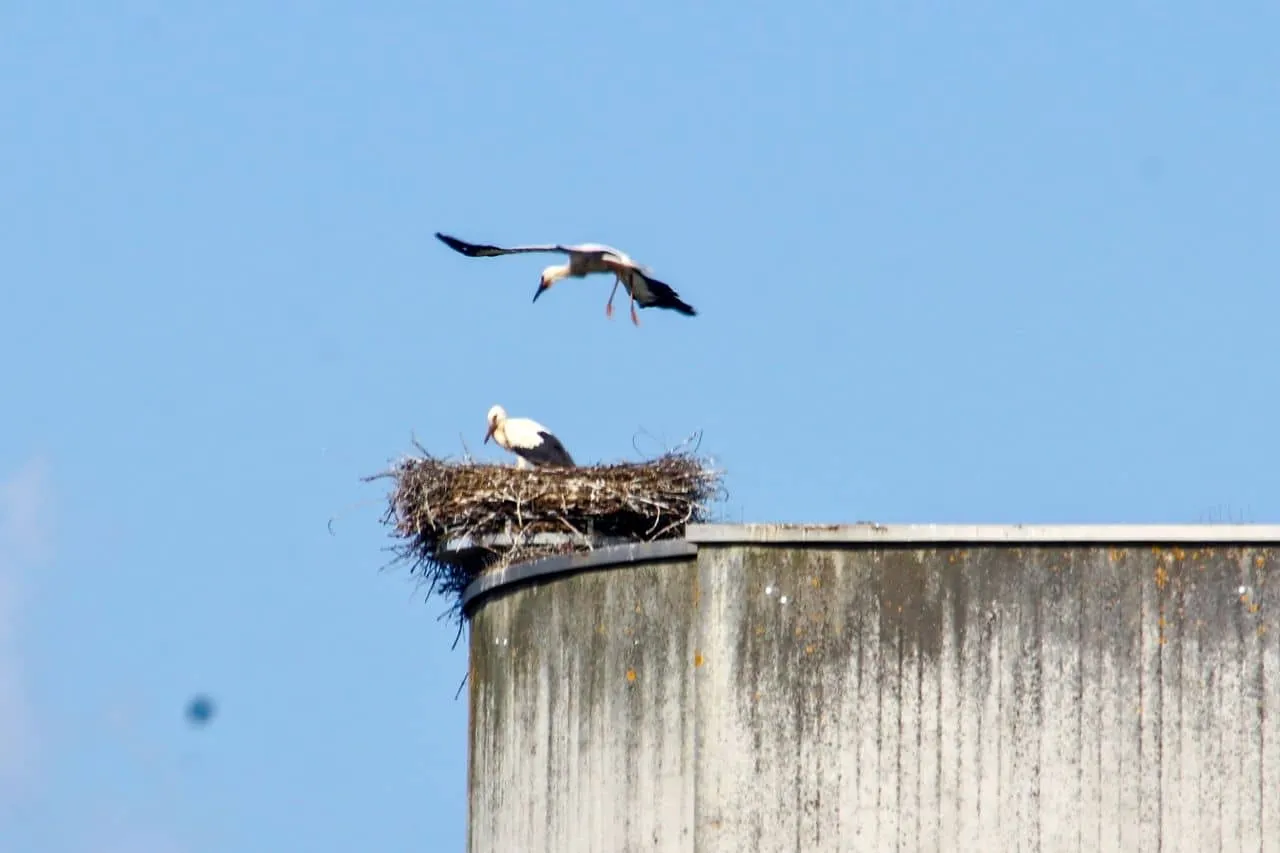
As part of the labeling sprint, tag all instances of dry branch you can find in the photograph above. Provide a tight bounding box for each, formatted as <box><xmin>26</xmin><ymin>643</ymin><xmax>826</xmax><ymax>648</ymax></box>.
<box><xmin>367</xmin><ymin>447</ymin><xmax>726</xmax><ymax>620</ymax></box>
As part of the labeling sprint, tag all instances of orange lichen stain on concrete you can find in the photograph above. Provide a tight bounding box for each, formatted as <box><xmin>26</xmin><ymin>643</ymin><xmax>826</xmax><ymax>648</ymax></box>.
<box><xmin>626</xmin><ymin>669</ymin><xmax>637</xmax><ymax>683</ymax></box>
<box><xmin>805</xmin><ymin>644</ymin><xmax>816</xmax><ymax>655</ymax></box>
<box><xmin>948</xmin><ymin>553</ymin><xmax>958</xmax><ymax>564</ymax></box>
<box><xmin>756</xmin><ymin>625</ymin><xmax>766</xmax><ymax>636</ymax></box>
<box><xmin>1154</xmin><ymin>565</ymin><xmax>1170</xmax><ymax>590</ymax></box>
<box><xmin>810</xmin><ymin>576</ymin><xmax>821</xmax><ymax>588</ymax></box>
<box><xmin>1256</xmin><ymin>555</ymin><xmax>1267</xmax><ymax>569</ymax></box>
<box><xmin>1259</xmin><ymin>625</ymin><xmax>1269</xmax><ymax>637</ymax></box>
<box><xmin>694</xmin><ymin>652</ymin><xmax>705</xmax><ymax>668</ymax></box>
<box><xmin>1172</xmin><ymin>547</ymin><xmax>1186</xmax><ymax>561</ymax></box>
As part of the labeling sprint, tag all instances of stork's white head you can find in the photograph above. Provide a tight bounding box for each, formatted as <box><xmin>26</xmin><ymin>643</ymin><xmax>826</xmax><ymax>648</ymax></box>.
<box><xmin>484</xmin><ymin>405</ymin><xmax>507</xmax><ymax>445</ymax></box>
<box><xmin>533</xmin><ymin>264</ymin><xmax>569</xmax><ymax>303</ymax></box>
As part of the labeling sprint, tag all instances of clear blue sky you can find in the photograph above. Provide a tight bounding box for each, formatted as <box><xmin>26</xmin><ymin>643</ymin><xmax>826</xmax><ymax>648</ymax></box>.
<box><xmin>2</xmin><ymin>1</ymin><xmax>1277</xmax><ymax>850</ymax></box>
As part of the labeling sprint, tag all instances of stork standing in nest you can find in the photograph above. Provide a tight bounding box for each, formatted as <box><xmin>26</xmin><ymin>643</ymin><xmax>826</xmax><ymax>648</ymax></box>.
<box><xmin>435</xmin><ymin>232</ymin><xmax>697</xmax><ymax>326</ymax></box>
<box><xmin>484</xmin><ymin>405</ymin><xmax>575</xmax><ymax>469</ymax></box>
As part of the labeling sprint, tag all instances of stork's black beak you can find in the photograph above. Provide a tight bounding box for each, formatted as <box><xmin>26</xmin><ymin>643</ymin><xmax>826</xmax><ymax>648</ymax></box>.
<box><xmin>532</xmin><ymin>280</ymin><xmax>549</xmax><ymax>303</ymax></box>
<box><xmin>484</xmin><ymin>423</ymin><xmax>494</xmax><ymax>444</ymax></box>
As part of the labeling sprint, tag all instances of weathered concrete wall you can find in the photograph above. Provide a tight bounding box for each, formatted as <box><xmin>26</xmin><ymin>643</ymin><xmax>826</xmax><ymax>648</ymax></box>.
<box><xmin>465</xmin><ymin>525</ymin><xmax>1280</xmax><ymax>853</ymax></box>
<box><xmin>467</xmin><ymin>546</ymin><xmax>701</xmax><ymax>853</ymax></box>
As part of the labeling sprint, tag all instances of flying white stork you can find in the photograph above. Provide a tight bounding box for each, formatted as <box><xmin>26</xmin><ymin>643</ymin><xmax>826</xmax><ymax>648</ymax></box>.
<box><xmin>483</xmin><ymin>405</ymin><xmax>575</xmax><ymax>469</ymax></box>
<box><xmin>435</xmin><ymin>232</ymin><xmax>697</xmax><ymax>326</ymax></box>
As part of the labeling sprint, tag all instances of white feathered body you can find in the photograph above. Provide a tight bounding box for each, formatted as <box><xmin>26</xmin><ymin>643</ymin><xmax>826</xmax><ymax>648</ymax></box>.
<box><xmin>485</xmin><ymin>405</ymin><xmax>575</xmax><ymax>469</ymax></box>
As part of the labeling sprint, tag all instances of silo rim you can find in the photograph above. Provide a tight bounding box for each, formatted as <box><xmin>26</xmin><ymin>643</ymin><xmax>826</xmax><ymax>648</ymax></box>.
<box><xmin>459</xmin><ymin>523</ymin><xmax>1280</xmax><ymax>615</ymax></box>
<box><xmin>460</xmin><ymin>539</ymin><xmax>697</xmax><ymax>616</ymax></box>
<box><xmin>686</xmin><ymin>522</ymin><xmax>1280</xmax><ymax>545</ymax></box>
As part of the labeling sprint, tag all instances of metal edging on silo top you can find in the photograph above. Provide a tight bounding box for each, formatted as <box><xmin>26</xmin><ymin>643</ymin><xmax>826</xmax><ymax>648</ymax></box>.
<box><xmin>459</xmin><ymin>539</ymin><xmax>698</xmax><ymax>616</ymax></box>
<box><xmin>683</xmin><ymin>522</ymin><xmax>1280</xmax><ymax>545</ymax></box>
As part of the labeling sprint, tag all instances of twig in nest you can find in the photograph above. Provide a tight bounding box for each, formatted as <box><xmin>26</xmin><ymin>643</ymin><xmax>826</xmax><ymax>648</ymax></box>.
<box><xmin>631</xmin><ymin>426</ymin><xmax>706</xmax><ymax>460</ymax></box>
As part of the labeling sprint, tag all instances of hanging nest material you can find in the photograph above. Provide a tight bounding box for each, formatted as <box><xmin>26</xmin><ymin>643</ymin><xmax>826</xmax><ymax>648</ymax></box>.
<box><xmin>367</xmin><ymin>443</ymin><xmax>726</xmax><ymax>619</ymax></box>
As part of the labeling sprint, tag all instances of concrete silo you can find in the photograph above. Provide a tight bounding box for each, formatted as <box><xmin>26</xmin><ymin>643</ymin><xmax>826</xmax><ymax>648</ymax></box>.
<box><xmin>462</xmin><ymin>524</ymin><xmax>1280</xmax><ymax>853</ymax></box>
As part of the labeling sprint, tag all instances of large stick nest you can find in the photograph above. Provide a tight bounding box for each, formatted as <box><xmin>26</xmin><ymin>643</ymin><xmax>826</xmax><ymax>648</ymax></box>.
<box><xmin>367</xmin><ymin>443</ymin><xmax>726</xmax><ymax>620</ymax></box>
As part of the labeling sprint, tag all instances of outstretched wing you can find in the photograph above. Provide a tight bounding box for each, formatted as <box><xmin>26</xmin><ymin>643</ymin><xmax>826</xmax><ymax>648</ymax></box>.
<box><xmin>514</xmin><ymin>431</ymin><xmax>576</xmax><ymax>468</ymax></box>
<box><xmin>435</xmin><ymin>232</ymin><xmax>573</xmax><ymax>258</ymax></box>
<box><xmin>617</xmin><ymin>267</ymin><xmax>697</xmax><ymax>316</ymax></box>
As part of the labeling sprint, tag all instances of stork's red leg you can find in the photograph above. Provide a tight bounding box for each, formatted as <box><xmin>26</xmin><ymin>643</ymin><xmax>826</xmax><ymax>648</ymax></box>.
<box><xmin>629</xmin><ymin>290</ymin><xmax>640</xmax><ymax>326</ymax></box>
<box><xmin>606</xmin><ymin>277</ymin><xmax>620</xmax><ymax>318</ymax></box>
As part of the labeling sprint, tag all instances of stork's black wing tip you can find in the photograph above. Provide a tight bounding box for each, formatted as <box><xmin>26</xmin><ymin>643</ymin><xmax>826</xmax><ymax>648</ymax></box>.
<box><xmin>435</xmin><ymin>232</ymin><xmax>510</xmax><ymax>258</ymax></box>
<box><xmin>639</xmin><ymin>275</ymin><xmax>698</xmax><ymax>317</ymax></box>
<box><xmin>435</xmin><ymin>232</ymin><xmax>470</xmax><ymax>253</ymax></box>
<box><xmin>521</xmin><ymin>432</ymin><xmax>575</xmax><ymax>468</ymax></box>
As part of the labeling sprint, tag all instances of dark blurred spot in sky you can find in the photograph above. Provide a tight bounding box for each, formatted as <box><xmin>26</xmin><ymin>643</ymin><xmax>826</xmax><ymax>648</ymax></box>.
<box><xmin>185</xmin><ymin>694</ymin><xmax>216</xmax><ymax>726</ymax></box>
